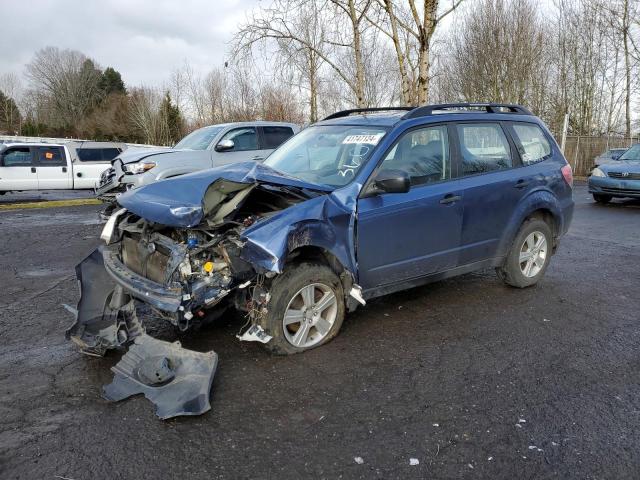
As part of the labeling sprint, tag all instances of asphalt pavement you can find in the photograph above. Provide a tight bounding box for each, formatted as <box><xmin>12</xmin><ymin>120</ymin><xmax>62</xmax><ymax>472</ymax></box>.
<box><xmin>0</xmin><ymin>185</ymin><xmax>639</xmax><ymax>479</ymax></box>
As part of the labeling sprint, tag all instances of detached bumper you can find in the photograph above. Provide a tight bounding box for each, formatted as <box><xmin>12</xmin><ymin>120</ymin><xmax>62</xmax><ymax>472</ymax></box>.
<box><xmin>102</xmin><ymin>246</ymin><xmax>184</xmax><ymax>312</ymax></box>
<box><xmin>588</xmin><ymin>177</ymin><xmax>640</xmax><ymax>198</ymax></box>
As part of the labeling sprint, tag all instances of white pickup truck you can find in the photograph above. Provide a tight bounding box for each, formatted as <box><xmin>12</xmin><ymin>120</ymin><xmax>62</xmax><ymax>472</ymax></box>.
<box><xmin>0</xmin><ymin>142</ymin><xmax>124</xmax><ymax>194</ymax></box>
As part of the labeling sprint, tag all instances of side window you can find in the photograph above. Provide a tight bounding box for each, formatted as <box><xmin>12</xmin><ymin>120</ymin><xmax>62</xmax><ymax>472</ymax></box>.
<box><xmin>511</xmin><ymin>123</ymin><xmax>551</xmax><ymax>165</ymax></box>
<box><xmin>219</xmin><ymin>127</ymin><xmax>258</xmax><ymax>152</ymax></box>
<box><xmin>379</xmin><ymin>125</ymin><xmax>451</xmax><ymax>186</ymax></box>
<box><xmin>456</xmin><ymin>123</ymin><xmax>512</xmax><ymax>175</ymax></box>
<box><xmin>77</xmin><ymin>148</ymin><xmax>122</xmax><ymax>162</ymax></box>
<box><xmin>262</xmin><ymin>126</ymin><xmax>294</xmax><ymax>149</ymax></box>
<box><xmin>36</xmin><ymin>146</ymin><xmax>66</xmax><ymax>166</ymax></box>
<box><xmin>2</xmin><ymin>147</ymin><xmax>33</xmax><ymax>166</ymax></box>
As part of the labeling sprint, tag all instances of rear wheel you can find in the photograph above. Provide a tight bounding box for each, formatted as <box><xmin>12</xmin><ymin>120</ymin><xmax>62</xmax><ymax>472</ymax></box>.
<box><xmin>257</xmin><ymin>261</ymin><xmax>345</xmax><ymax>355</ymax></box>
<box><xmin>593</xmin><ymin>194</ymin><xmax>611</xmax><ymax>204</ymax></box>
<box><xmin>497</xmin><ymin>218</ymin><xmax>553</xmax><ymax>288</ymax></box>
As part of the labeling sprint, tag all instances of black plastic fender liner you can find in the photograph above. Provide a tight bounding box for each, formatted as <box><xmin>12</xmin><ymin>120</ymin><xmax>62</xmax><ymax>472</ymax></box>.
<box><xmin>66</xmin><ymin>247</ymin><xmax>143</xmax><ymax>356</ymax></box>
<box><xmin>103</xmin><ymin>334</ymin><xmax>218</xmax><ymax>419</ymax></box>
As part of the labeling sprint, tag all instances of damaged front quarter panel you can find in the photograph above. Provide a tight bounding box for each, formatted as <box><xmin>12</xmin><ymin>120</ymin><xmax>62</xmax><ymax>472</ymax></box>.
<box><xmin>66</xmin><ymin>161</ymin><xmax>363</xmax><ymax>419</ymax></box>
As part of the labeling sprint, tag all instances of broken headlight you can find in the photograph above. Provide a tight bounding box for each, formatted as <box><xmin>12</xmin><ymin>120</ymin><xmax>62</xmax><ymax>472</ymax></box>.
<box><xmin>126</xmin><ymin>161</ymin><xmax>156</xmax><ymax>174</ymax></box>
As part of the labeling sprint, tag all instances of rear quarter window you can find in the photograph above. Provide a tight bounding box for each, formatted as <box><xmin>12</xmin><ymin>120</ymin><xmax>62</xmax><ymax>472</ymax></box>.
<box><xmin>262</xmin><ymin>126</ymin><xmax>294</xmax><ymax>149</ymax></box>
<box><xmin>511</xmin><ymin>123</ymin><xmax>551</xmax><ymax>165</ymax></box>
<box><xmin>76</xmin><ymin>148</ymin><xmax>121</xmax><ymax>162</ymax></box>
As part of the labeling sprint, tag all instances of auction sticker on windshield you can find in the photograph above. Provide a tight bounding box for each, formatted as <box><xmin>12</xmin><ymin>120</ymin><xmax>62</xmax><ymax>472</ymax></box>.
<box><xmin>342</xmin><ymin>134</ymin><xmax>384</xmax><ymax>145</ymax></box>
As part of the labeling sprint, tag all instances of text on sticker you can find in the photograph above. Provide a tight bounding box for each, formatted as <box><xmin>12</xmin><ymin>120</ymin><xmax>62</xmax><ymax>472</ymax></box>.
<box><xmin>342</xmin><ymin>134</ymin><xmax>383</xmax><ymax>145</ymax></box>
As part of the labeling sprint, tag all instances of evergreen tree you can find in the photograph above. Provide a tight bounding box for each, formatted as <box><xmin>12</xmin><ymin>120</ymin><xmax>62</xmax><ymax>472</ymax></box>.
<box><xmin>160</xmin><ymin>91</ymin><xmax>183</xmax><ymax>144</ymax></box>
<box><xmin>0</xmin><ymin>89</ymin><xmax>22</xmax><ymax>134</ymax></box>
<box><xmin>99</xmin><ymin>67</ymin><xmax>126</xmax><ymax>96</ymax></box>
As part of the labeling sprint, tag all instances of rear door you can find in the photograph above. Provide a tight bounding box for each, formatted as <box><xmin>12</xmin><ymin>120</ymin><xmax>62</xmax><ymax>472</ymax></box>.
<box><xmin>0</xmin><ymin>146</ymin><xmax>38</xmax><ymax>190</ymax></box>
<box><xmin>212</xmin><ymin>127</ymin><xmax>261</xmax><ymax>165</ymax></box>
<box><xmin>35</xmin><ymin>146</ymin><xmax>71</xmax><ymax>189</ymax></box>
<box><xmin>258</xmin><ymin>125</ymin><xmax>295</xmax><ymax>160</ymax></box>
<box><xmin>357</xmin><ymin>124</ymin><xmax>464</xmax><ymax>289</ymax></box>
<box><xmin>453</xmin><ymin>122</ymin><xmax>528</xmax><ymax>264</ymax></box>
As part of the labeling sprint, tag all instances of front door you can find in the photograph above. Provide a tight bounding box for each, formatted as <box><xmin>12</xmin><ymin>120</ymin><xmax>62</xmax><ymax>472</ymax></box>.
<box><xmin>357</xmin><ymin>124</ymin><xmax>464</xmax><ymax>290</ymax></box>
<box><xmin>35</xmin><ymin>146</ymin><xmax>71</xmax><ymax>189</ymax></box>
<box><xmin>0</xmin><ymin>146</ymin><xmax>38</xmax><ymax>190</ymax></box>
<box><xmin>213</xmin><ymin>127</ymin><xmax>262</xmax><ymax>165</ymax></box>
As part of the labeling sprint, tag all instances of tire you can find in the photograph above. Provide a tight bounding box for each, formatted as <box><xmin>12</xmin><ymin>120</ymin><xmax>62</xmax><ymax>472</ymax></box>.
<box><xmin>497</xmin><ymin>218</ymin><xmax>553</xmax><ymax>288</ymax></box>
<box><xmin>593</xmin><ymin>194</ymin><xmax>611</xmax><ymax>204</ymax></box>
<box><xmin>257</xmin><ymin>261</ymin><xmax>345</xmax><ymax>355</ymax></box>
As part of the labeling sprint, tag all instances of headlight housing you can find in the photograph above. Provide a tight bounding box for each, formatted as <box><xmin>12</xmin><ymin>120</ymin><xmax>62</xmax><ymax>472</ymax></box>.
<box><xmin>126</xmin><ymin>161</ymin><xmax>156</xmax><ymax>174</ymax></box>
<box><xmin>591</xmin><ymin>167</ymin><xmax>606</xmax><ymax>177</ymax></box>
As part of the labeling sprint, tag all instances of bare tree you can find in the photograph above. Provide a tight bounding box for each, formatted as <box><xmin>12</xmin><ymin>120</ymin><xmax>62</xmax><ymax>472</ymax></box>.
<box><xmin>367</xmin><ymin>0</ymin><xmax>464</xmax><ymax>104</ymax></box>
<box><xmin>234</xmin><ymin>0</ymin><xmax>374</xmax><ymax>110</ymax></box>
<box><xmin>25</xmin><ymin>47</ymin><xmax>103</xmax><ymax>132</ymax></box>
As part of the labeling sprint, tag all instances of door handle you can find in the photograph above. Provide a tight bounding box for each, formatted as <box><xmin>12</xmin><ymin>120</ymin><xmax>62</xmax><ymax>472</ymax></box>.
<box><xmin>514</xmin><ymin>179</ymin><xmax>530</xmax><ymax>189</ymax></box>
<box><xmin>31</xmin><ymin>167</ymin><xmax>36</xmax><ymax>173</ymax></box>
<box><xmin>439</xmin><ymin>194</ymin><xmax>461</xmax><ymax>204</ymax></box>
<box><xmin>252</xmin><ymin>156</ymin><xmax>264</xmax><ymax>161</ymax></box>
<box><xmin>62</xmin><ymin>166</ymin><xmax>67</xmax><ymax>173</ymax></box>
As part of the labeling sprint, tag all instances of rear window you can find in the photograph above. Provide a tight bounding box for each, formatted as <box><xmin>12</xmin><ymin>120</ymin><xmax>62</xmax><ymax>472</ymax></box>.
<box><xmin>511</xmin><ymin>123</ymin><xmax>551</xmax><ymax>165</ymax></box>
<box><xmin>77</xmin><ymin>148</ymin><xmax>121</xmax><ymax>162</ymax></box>
<box><xmin>262</xmin><ymin>126</ymin><xmax>294</xmax><ymax>149</ymax></box>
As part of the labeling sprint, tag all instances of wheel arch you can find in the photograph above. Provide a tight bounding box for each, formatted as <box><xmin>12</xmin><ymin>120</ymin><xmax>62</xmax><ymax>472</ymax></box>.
<box><xmin>498</xmin><ymin>190</ymin><xmax>563</xmax><ymax>257</ymax></box>
<box><xmin>284</xmin><ymin>245</ymin><xmax>360</xmax><ymax>311</ymax></box>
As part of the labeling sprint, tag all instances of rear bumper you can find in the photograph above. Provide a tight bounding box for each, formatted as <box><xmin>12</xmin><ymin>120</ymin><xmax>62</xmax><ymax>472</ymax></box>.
<box><xmin>588</xmin><ymin>177</ymin><xmax>640</xmax><ymax>197</ymax></box>
<box><xmin>102</xmin><ymin>246</ymin><xmax>184</xmax><ymax>312</ymax></box>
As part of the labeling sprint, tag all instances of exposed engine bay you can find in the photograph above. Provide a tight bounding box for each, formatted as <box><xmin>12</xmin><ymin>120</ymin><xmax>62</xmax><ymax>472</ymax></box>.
<box><xmin>66</xmin><ymin>163</ymin><xmax>362</xmax><ymax>419</ymax></box>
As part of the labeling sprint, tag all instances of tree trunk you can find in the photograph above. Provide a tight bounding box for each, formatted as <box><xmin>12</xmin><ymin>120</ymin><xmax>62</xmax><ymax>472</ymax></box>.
<box><xmin>348</xmin><ymin>0</ymin><xmax>366</xmax><ymax>107</ymax></box>
<box><xmin>309</xmin><ymin>49</ymin><xmax>318</xmax><ymax>122</ymax></box>
<box><xmin>384</xmin><ymin>0</ymin><xmax>412</xmax><ymax>105</ymax></box>
<box><xmin>623</xmin><ymin>0</ymin><xmax>631</xmax><ymax>138</ymax></box>
<box><xmin>416</xmin><ymin>0</ymin><xmax>438</xmax><ymax>104</ymax></box>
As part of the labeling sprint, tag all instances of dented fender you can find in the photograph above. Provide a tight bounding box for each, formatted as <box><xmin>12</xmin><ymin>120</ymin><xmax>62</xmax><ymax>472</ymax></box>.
<box><xmin>239</xmin><ymin>182</ymin><xmax>361</xmax><ymax>275</ymax></box>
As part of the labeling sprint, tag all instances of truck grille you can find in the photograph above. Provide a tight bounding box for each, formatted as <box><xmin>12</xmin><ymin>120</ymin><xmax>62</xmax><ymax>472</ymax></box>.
<box><xmin>99</xmin><ymin>167</ymin><xmax>116</xmax><ymax>187</ymax></box>
<box><xmin>607</xmin><ymin>171</ymin><xmax>640</xmax><ymax>180</ymax></box>
<box><xmin>601</xmin><ymin>186</ymin><xmax>640</xmax><ymax>195</ymax></box>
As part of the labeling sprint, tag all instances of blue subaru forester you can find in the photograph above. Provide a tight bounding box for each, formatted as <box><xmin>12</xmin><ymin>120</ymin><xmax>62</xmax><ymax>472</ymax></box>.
<box><xmin>71</xmin><ymin>103</ymin><xmax>574</xmax><ymax>358</ymax></box>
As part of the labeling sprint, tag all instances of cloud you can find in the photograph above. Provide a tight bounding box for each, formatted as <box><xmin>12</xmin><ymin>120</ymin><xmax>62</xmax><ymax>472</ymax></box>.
<box><xmin>0</xmin><ymin>0</ymin><xmax>260</xmax><ymax>88</ymax></box>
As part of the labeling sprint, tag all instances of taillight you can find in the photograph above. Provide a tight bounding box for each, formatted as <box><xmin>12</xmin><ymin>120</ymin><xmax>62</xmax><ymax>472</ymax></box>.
<box><xmin>561</xmin><ymin>164</ymin><xmax>573</xmax><ymax>187</ymax></box>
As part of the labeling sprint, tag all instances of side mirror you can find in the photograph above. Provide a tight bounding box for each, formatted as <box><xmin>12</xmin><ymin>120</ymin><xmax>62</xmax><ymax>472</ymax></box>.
<box><xmin>611</xmin><ymin>154</ymin><xmax>621</xmax><ymax>160</ymax></box>
<box><xmin>215</xmin><ymin>139</ymin><xmax>234</xmax><ymax>152</ymax></box>
<box><xmin>374</xmin><ymin>169</ymin><xmax>410</xmax><ymax>194</ymax></box>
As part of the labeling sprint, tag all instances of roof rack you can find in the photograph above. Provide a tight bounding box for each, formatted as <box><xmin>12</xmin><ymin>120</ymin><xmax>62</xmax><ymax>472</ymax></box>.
<box><xmin>402</xmin><ymin>103</ymin><xmax>532</xmax><ymax>119</ymax></box>
<box><xmin>322</xmin><ymin>107</ymin><xmax>415</xmax><ymax>121</ymax></box>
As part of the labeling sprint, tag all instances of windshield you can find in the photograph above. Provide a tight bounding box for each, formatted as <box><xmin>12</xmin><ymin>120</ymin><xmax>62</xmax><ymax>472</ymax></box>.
<box><xmin>174</xmin><ymin>126</ymin><xmax>223</xmax><ymax>150</ymax></box>
<box><xmin>264</xmin><ymin>125</ymin><xmax>387</xmax><ymax>188</ymax></box>
<box><xmin>618</xmin><ymin>144</ymin><xmax>640</xmax><ymax>161</ymax></box>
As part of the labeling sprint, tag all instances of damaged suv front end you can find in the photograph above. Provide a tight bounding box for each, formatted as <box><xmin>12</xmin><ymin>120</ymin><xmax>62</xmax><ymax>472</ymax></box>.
<box><xmin>68</xmin><ymin>124</ymin><xmax>386</xmax><ymax>418</ymax></box>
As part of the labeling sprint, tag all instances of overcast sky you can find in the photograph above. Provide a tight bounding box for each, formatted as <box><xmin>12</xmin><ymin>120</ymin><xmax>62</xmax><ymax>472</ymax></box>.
<box><xmin>1</xmin><ymin>0</ymin><xmax>260</xmax><ymax>87</ymax></box>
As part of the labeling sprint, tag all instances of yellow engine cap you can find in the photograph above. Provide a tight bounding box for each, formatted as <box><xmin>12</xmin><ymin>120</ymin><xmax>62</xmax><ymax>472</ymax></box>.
<box><xmin>203</xmin><ymin>261</ymin><xmax>214</xmax><ymax>273</ymax></box>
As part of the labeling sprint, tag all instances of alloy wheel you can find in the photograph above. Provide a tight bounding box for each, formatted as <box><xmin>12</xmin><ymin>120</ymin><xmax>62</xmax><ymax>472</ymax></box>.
<box><xmin>519</xmin><ymin>231</ymin><xmax>548</xmax><ymax>278</ymax></box>
<box><xmin>282</xmin><ymin>283</ymin><xmax>338</xmax><ymax>348</ymax></box>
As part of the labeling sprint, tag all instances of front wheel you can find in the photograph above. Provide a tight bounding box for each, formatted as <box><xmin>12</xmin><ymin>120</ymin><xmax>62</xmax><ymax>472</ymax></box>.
<box><xmin>257</xmin><ymin>261</ymin><xmax>345</xmax><ymax>355</ymax></box>
<box><xmin>497</xmin><ymin>218</ymin><xmax>553</xmax><ymax>288</ymax></box>
<box><xmin>593</xmin><ymin>194</ymin><xmax>611</xmax><ymax>204</ymax></box>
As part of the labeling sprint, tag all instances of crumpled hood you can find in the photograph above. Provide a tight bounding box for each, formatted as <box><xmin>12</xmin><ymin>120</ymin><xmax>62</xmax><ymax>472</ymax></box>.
<box><xmin>115</xmin><ymin>147</ymin><xmax>179</xmax><ymax>165</ymax></box>
<box><xmin>116</xmin><ymin>161</ymin><xmax>333</xmax><ymax>227</ymax></box>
